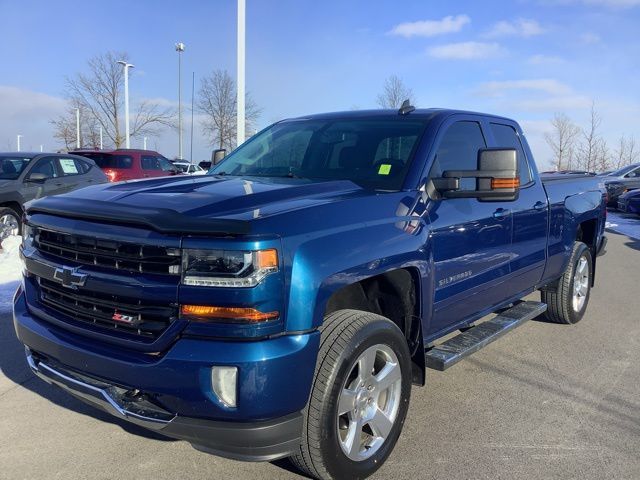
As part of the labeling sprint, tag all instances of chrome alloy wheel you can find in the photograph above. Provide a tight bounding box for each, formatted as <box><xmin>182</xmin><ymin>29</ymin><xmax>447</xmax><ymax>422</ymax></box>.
<box><xmin>0</xmin><ymin>213</ymin><xmax>19</xmax><ymax>238</ymax></box>
<box><xmin>572</xmin><ymin>255</ymin><xmax>589</xmax><ymax>312</ymax></box>
<box><xmin>336</xmin><ymin>344</ymin><xmax>402</xmax><ymax>461</ymax></box>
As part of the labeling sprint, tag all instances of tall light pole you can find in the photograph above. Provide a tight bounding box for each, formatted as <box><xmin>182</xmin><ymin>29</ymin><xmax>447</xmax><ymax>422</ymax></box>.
<box><xmin>16</xmin><ymin>135</ymin><xmax>22</xmax><ymax>152</ymax></box>
<box><xmin>99</xmin><ymin>126</ymin><xmax>103</xmax><ymax>149</ymax></box>
<box><xmin>117</xmin><ymin>60</ymin><xmax>134</xmax><ymax>148</ymax></box>
<box><xmin>237</xmin><ymin>0</ymin><xmax>246</xmax><ymax>147</ymax></box>
<box><xmin>76</xmin><ymin>108</ymin><xmax>80</xmax><ymax>149</ymax></box>
<box><xmin>176</xmin><ymin>42</ymin><xmax>185</xmax><ymax>159</ymax></box>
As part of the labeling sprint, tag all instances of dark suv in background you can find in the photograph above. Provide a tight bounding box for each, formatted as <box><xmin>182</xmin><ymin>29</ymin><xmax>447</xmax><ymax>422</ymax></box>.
<box><xmin>75</xmin><ymin>149</ymin><xmax>181</xmax><ymax>182</ymax></box>
<box><xmin>0</xmin><ymin>152</ymin><xmax>107</xmax><ymax>236</ymax></box>
<box><xmin>601</xmin><ymin>163</ymin><xmax>640</xmax><ymax>207</ymax></box>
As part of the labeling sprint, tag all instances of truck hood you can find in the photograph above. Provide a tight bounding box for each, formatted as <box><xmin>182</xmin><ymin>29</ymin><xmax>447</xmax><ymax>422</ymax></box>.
<box><xmin>26</xmin><ymin>175</ymin><xmax>376</xmax><ymax>234</ymax></box>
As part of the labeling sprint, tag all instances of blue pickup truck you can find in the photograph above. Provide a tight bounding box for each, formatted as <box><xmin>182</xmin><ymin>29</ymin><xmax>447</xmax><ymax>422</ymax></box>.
<box><xmin>14</xmin><ymin>107</ymin><xmax>606</xmax><ymax>480</ymax></box>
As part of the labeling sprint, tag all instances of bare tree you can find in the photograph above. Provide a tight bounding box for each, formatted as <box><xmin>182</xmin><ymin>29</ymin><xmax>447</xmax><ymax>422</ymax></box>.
<box><xmin>376</xmin><ymin>75</ymin><xmax>414</xmax><ymax>109</ymax></box>
<box><xmin>544</xmin><ymin>113</ymin><xmax>580</xmax><ymax>171</ymax></box>
<box><xmin>614</xmin><ymin>135</ymin><xmax>638</xmax><ymax>169</ymax></box>
<box><xmin>576</xmin><ymin>102</ymin><xmax>603</xmax><ymax>172</ymax></box>
<box><xmin>51</xmin><ymin>51</ymin><xmax>175</xmax><ymax>149</ymax></box>
<box><xmin>197</xmin><ymin>70</ymin><xmax>261</xmax><ymax>151</ymax></box>
<box><xmin>595</xmin><ymin>139</ymin><xmax>611</xmax><ymax>173</ymax></box>
<box><xmin>51</xmin><ymin>101</ymin><xmax>102</xmax><ymax>150</ymax></box>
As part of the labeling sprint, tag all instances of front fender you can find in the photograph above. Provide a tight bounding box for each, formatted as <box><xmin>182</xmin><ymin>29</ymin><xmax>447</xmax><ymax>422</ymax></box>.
<box><xmin>283</xmin><ymin>220</ymin><xmax>431</xmax><ymax>332</ymax></box>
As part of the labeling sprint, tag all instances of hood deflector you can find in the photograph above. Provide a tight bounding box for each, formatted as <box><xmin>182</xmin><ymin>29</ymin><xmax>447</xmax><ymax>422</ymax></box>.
<box><xmin>26</xmin><ymin>196</ymin><xmax>251</xmax><ymax>235</ymax></box>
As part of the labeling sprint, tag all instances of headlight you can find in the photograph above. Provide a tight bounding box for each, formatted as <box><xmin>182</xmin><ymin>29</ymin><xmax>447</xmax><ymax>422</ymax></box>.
<box><xmin>182</xmin><ymin>248</ymin><xmax>278</xmax><ymax>287</ymax></box>
<box><xmin>21</xmin><ymin>223</ymin><xmax>33</xmax><ymax>248</ymax></box>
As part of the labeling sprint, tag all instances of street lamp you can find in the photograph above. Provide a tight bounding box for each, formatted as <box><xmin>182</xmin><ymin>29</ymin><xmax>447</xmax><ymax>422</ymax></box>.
<box><xmin>117</xmin><ymin>60</ymin><xmax>135</xmax><ymax>148</ymax></box>
<box><xmin>16</xmin><ymin>135</ymin><xmax>22</xmax><ymax>152</ymax></box>
<box><xmin>175</xmin><ymin>42</ymin><xmax>185</xmax><ymax>160</ymax></box>
<box><xmin>237</xmin><ymin>0</ymin><xmax>245</xmax><ymax>147</ymax></box>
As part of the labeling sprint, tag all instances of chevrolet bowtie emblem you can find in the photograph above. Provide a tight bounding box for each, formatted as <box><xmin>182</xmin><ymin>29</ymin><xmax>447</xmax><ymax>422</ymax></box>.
<box><xmin>53</xmin><ymin>266</ymin><xmax>87</xmax><ymax>289</ymax></box>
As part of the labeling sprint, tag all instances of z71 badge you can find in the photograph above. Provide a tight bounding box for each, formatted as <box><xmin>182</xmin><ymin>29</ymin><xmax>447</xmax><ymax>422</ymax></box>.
<box><xmin>112</xmin><ymin>312</ymin><xmax>137</xmax><ymax>325</ymax></box>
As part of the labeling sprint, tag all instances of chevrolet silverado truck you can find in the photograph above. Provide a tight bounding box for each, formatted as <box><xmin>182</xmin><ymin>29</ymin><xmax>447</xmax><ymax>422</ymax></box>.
<box><xmin>14</xmin><ymin>107</ymin><xmax>607</xmax><ymax>480</ymax></box>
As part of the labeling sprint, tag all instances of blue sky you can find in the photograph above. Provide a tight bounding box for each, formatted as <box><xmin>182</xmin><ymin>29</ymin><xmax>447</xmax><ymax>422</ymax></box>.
<box><xmin>1</xmin><ymin>0</ymin><xmax>639</xmax><ymax>167</ymax></box>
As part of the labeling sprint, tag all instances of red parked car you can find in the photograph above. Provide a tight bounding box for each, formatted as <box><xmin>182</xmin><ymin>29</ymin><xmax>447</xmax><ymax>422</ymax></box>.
<box><xmin>74</xmin><ymin>149</ymin><xmax>181</xmax><ymax>182</ymax></box>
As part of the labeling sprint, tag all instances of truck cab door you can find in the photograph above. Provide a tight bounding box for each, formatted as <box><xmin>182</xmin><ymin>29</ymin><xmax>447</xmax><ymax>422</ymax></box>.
<box><xmin>425</xmin><ymin>120</ymin><xmax>514</xmax><ymax>337</ymax></box>
<box><xmin>488</xmin><ymin>123</ymin><xmax>547</xmax><ymax>288</ymax></box>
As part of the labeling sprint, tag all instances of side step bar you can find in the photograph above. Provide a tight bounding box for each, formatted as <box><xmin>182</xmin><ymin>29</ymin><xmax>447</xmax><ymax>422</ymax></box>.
<box><xmin>425</xmin><ymin>301</ymin><xmax>547</xmax><ymax>371</ymax></box>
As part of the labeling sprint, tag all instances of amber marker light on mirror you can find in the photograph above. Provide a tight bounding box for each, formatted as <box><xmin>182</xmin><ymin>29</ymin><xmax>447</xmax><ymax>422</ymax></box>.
<box><xmin>491</xmin><ymin>178</ymin><xmax>520</xmax><ymax>189</ymax></box>
<box><xmin>181</xmin><ymin>305</ymin><xmax>279</xmax><ymax>323</ymax></box>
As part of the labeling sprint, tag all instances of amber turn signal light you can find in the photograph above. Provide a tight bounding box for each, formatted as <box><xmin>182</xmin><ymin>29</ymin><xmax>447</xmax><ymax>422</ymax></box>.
<box><xmin>491</xmin><ymin>178</ymin><xmax>520</xmax><ymax>189</ymax></box>
<box><xmin>181</xmin><ymin>305</ymin><xmax>279</xmax><ymax>323</ymax></box>
<box><xmin>256</xmin><ymin>249</ymin><xmax>278</xmax><ymax>269</ymax></box>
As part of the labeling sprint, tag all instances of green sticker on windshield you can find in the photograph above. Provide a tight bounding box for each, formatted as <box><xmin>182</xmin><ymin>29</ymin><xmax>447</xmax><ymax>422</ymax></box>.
<box><xmin>378</xmin><ymin>164</ymin><xmax>391</xmax><ymax>175</ymax></box>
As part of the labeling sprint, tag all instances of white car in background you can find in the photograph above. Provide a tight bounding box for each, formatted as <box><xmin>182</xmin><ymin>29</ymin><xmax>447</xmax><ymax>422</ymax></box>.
<box><xmin>174</xmin><ymin>162</ymin><xmax>207</xmax><ymax>175</ymax></box>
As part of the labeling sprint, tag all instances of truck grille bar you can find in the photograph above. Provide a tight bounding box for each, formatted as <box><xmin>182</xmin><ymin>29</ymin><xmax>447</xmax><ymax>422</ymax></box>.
<box><xmin>37</xmin><ymin>277</ymin><xmax>177</xmax><ymax>340</ymax></box>
<box><xmin>33</xmin><ymin>227</ymin><xmax>181</xmax><ymax>275</ymax></box>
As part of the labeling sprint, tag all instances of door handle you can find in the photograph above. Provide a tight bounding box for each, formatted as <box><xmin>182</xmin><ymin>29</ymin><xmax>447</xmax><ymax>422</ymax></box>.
<box><xmin>493</xmin><ymin>208</ymin><xmax>511</xmax><ymax>219</ymax></box>
<box><xmin>533</xmin><ymin>201</ymin><xmax>546</xmax><ymax>211</ymax></box>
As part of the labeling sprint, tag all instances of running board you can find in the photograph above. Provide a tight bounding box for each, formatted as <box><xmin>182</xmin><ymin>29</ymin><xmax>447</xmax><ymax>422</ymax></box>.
<box><xmin>425</xmin><ymin>301</ymin><xmax>547</xmax><ymax>371</ymax></box>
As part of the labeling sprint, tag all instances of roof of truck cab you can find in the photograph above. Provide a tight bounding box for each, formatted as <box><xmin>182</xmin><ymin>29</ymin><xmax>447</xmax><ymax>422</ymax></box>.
<box><xmin>284</xmin><ymin>108</ymin><xmax>518</xmax><ymax>124</ymax></box>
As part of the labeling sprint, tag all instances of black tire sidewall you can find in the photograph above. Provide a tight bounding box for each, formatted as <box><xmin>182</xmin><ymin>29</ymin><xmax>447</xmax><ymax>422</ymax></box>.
<box><xmin>566</xmin><ymin>244</ymin><xmax>592</xmax><ymax>324</ymax></box>
<box><xmin>319</xmin><ymin>318</ymin><xmax>412</xmax><ymax>480</ymax></box>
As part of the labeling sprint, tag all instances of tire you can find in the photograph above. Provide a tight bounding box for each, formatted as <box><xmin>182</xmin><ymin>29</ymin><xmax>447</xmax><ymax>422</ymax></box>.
<box><xmin>290</xmin><ymin>310</ymin><xmax>412</xmax><ymax>480</ymax></box>
<box><xmin>0</xmin><ymin>206</ymin><xmax>21</xmax><ymax>238</ymax></box>
<box><xmin>541</xmin><ymin>241</ymin><xmax>592</xmax><ymax>324</ymax></box>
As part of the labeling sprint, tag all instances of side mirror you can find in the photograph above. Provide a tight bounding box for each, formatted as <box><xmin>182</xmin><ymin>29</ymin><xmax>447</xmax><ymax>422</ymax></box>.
<box><xmin>26</xmin><ymin>172</ymin><xmax>48</xmax><ymax>183</ymax></box>
<box><xmin>212</xmin><ymin>149</ymin><xmax>226</xmax><ymax>165</ymax></box>
<box><xmin>434</xmin><ymin>148</ymin><xmax>519</xmax><ymax>201</ymax></box>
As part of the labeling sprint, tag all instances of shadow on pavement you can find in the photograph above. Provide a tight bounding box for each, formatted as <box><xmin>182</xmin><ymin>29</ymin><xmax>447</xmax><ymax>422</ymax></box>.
<box><xmin>0</xmin><ymin>311</ymin><xmax>174</xmax><ymax>443</ymax></box>
<box><xmin>467</xmin><ymin>351</ymin><xmax>640</xmax><ymax>440</ymax></box>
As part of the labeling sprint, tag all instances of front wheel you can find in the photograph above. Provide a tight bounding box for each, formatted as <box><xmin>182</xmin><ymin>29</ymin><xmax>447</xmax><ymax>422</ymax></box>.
<box><xmin>541</xmin><ymin>241</ymin><xmax>592</xmax><ymax>324</ymax></box>
<box><xmin>291</xmin><ymin>310</ymin><xmax>412</xmax><ymax>480</ymax></box>
<box><xmin>0</xmin><ymin>206</ymin><xmax>21</xmax><ymax>239</ymax></box>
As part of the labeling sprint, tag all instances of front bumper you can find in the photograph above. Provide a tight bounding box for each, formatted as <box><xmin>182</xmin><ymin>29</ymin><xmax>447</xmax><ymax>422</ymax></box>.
<box><xmin>14</xmin><ymin>291</ymin><xmax>320</xmax><ymax>461</ymax></box>
<box><xmin>26</xmin><ymin>350</ymin><xmax>302</xmax><ymax>461</ymax></box>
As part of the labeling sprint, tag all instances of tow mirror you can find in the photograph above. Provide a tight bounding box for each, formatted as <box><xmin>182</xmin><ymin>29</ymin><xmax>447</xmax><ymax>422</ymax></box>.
<box><xmin>434</xmin><ymin>148</ymin><xmax>519</xmax><ymax>202</ymax></box>
<box><xmin>212</xmin><ymin>149</ymin><xmax>226</xmax><ymax>165</ymax></box>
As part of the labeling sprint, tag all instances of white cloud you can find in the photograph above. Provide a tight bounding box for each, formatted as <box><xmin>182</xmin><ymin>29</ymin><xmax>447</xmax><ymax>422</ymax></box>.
<box><xmin>512</xmin><ymin>96</ymin><xmax>592</xmax><ymax>111</ymax></box>
<box><xmin>427</xmin><ymin>42</ymin><xmax>505</xmax><ymax>60</ymax></box>
<box><xmin>0</xmin><ymin>85</ymin><xmax>66</xmax><ymax>151</ymax></box>
<box><xmin>477</xmin><ymin>79</ymin><xmax>573</xmax><ymax>97</ymax></box>
<box><xmin>528</xmin><ymin>54</ymin><xmax>565</xmax><ymax>64</ymax></box>
<box><xmin>580</xmin><ymin>32</ymin><xmax>601</xmax><ymax>44</ymax></box>
<box><xmin>484</xmin><ymin>18</ymin><xmax>545</xmax><ymax>38</ymax></box>
<box><xmin>388</xmin><ymin>15</ymin><xmax>470</xmax><ymax>38</ymax></box>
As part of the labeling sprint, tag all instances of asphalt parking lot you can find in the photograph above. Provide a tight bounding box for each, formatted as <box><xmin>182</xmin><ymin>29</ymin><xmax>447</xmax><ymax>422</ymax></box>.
<box><xmin>1</xmin><ymin>230</ymin><xmax>638</xmax><ymax>480</ymax></box>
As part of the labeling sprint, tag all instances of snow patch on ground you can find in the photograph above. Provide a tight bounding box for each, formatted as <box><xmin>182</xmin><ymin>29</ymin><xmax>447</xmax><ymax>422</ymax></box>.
<box><xmin>0</xmin><ymin>235</ymin><xmax>22</xmax><ymax>312</ymax></box>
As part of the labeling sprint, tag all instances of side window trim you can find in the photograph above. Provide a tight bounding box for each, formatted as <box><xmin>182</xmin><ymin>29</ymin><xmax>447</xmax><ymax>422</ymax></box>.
<box><xmin>487</xmin><ymin>120</ymin><xmax>535</xmax><ymax>188</ymax></box>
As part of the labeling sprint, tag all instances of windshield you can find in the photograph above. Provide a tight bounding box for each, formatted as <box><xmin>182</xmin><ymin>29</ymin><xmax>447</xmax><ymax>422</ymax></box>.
<box><xmin>209</xmin><ymin>118</ymin><xmax>427</xmax><ymax>190</ymax></box>
<box><xmin>0</xmin><ymin>156</ymin><xmax>32</xmax><ymax>180</ymax></box>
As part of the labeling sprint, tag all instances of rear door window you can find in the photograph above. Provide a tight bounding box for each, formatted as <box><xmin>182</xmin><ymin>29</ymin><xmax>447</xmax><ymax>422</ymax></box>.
<box><xmin>490</xmin><ymin>123</ymin><xmax>532</xmax><ymax>184</ymax></box>
<box><xmin>141</xmin><ymin>156</ymin><xmax>161</xmax><ymax>170</ymax></box>
<box><xmin>58</xmin><ymin>157</ymin><xmax>82</xmax><ymax>176</ymax></box>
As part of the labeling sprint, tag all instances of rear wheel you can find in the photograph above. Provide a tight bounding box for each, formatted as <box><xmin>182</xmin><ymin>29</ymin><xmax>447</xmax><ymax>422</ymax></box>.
<box><xmin>0</xmin><ymin>206</ymin><xmax>21</xmax><ymax>238</ymax></box>
<box><xmin>541</xmin><ymin>241</ymin><xmax>592</xmax><ymax>324</ymax></box>
<box><xmin>291</xmin><ymin>310</ymin><xmax>412</xmax><ymax>480</ymax></box>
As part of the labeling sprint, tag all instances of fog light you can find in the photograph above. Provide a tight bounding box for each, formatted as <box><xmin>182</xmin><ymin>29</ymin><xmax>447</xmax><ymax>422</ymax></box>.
<box><xmin>211</xmin><ymin>366</ymin><xmax>237</xmax><ymax>408</ymax></box>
